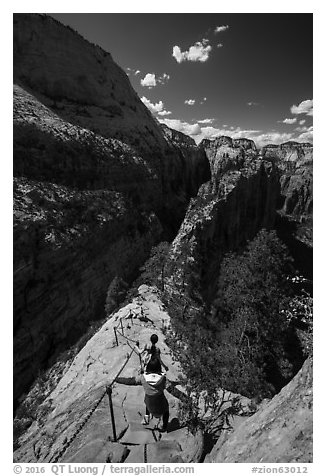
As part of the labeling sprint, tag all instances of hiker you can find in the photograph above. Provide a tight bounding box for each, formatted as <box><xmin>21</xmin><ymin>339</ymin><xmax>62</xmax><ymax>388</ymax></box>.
<box><xmin>138</xmin><ymin>334</ymin><xmax>169</xmax><ymax>371</ymax></box>
<box><xmin>138</xmin><ymin>357</ymin><xmax>169</xmax><ymax>432</ymax></box>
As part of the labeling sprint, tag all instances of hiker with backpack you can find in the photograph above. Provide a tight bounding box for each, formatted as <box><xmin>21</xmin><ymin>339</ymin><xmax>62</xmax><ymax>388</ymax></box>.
<box><xmin>137</xmin><ymin>356</ymin><xmax>169</xmax><ymax>432</ymax></box>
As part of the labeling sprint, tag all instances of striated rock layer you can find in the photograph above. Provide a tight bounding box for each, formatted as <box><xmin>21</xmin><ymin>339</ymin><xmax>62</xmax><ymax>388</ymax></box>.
<box><xmin>13</xmin><ymin>13</ymin><xmax>210</xmax><ymax>225</ymax></box>
<box><xmin>13</xmin><ymin>14</ymin><xmax>210</xmax><ymax>403</ymax></box>
<box><xmin>14</xmin><ymin>176</ymin><xmax>162</xmax><ymax>405</ymax></box>
<box><xmin>168</xmin><ymin>138</ymin><xmax>280</xmax><ymax>302</ymax></box>
<box><xmin>205</xmin><ymin>357</ymin><xmax>312</xmax><ymax>463</ymax></box>
<box><xmin>262</xmin><ymin>141</ymin><xmax>313</xmax><ymax>219</ymax></box>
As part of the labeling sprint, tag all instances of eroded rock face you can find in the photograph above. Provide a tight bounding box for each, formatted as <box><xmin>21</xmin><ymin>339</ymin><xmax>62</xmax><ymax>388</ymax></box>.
<box><xmin>167</xmin><ymin>145</ymin><xmax>280</xmax><ymax>301</ymax></box>
<box><xmin>14</xmin><ymin>84</ymin><xmax>160</xmax><ymax>208</ymax></box>
<box><xmin>14</xmin><ymin>286</ymin><xmax>203</xmax><ymax>464</ymax></box>
<box><xmin>198</xmin><ymin>136</ymin><xmax>257</xmax><ymax>194</ymax></box>
<box><xmin>161</xmin><ymin>124</ymin><xmax>211</xmax><ymax>197</ymax></box>
<box><xmin>13</xmin><ymin>14</ymin><xmax>210</xmax><ymax>402</ymax></box>
<box><xmin>13</xmin><ymin>176</ymin><xmax>162</xmax><ymax>404</ymax></box>
<box><xmin>262</xmin><ymin>142</ymin><xmax>313</xmax><ymax>219</ymax></box>
<box><xmin>13</xmin><ymin>13</ymin><xmax>210</xmax><ymax>224</ymax></box>
<box><xmin>205</xmin><ymin>357</ymin><xmax>312</xmax><ymax>463</ymax></box>
<box><xmin>13</xmin><ymin>14</ymin><xmax>165</xmax><ymax>155</ymax></box>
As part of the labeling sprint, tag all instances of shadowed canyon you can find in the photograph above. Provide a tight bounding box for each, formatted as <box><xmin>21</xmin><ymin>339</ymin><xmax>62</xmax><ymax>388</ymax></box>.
<box><xmin>13</xmin><ymin>14</ymin><xmax>313</xmax><ymax>464</ymax></box>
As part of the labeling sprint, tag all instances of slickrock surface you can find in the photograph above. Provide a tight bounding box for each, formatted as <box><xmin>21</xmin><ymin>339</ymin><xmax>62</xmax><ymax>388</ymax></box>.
<box><xmin>205</xmin><ymin>357</ymin><xmax>312</xmax><ymax>463</ymax></box>
<box><xmin>14</xmin><ymin>285</ymin><xmax>203</xmax><ymax>464</ymax></box>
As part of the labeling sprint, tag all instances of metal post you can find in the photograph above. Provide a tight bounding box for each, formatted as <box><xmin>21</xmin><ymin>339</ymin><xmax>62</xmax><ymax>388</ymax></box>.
<box><xmin>114</xmin><ymin>327</ymin><xmax>118</xmax><ymax>346</ymax></box>
<box><xmin>106</xmin><ymin>386</ymin><xmax>117</xmax><ymax>442</ymax></box>
<box><xmin>120</xmin><ymin>319</ymin><xmax>124</xmax><ymax>335</ymax></box>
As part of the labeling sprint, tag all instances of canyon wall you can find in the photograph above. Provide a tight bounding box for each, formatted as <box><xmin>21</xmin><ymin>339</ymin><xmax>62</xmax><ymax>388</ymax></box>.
<box><xmin>14</xmin><ymin>13</ymin><xmax>210</xmax><ymax>225</ymax></box>
<box><xmin>262</xmin><ymin>141</ymin><xmax>313</xmax><ymax>219</ymax></box>
<box><xmin>206</xmin><ymin>357</ymin><xmax>312</xmax><ymax>463</ymax></box>
<box><xmin>14</xmin><ymin>174</ymin><xmax>162</xmax><ymax>404</ymax></box>
<box><xmin>167</xmin><ymin>138</ymin><xmax>280</xmax><ymax>302</ymax></box>
<box><xmin>13</xmin><ymin>14</ymin><xmax>210</xmax><ymax>403</ymax></box>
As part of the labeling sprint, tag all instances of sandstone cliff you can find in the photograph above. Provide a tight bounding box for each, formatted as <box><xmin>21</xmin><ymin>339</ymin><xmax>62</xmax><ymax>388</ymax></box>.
<box><xmin>205</xmin><ymin>357</ymin><xmax>312</xmax><ymax>463</ymax></box>
<box><xmin>13</xmin><ymin>14</ymin><xmax>312</xmax><ymax>464</ymax></box>
<box><xmin>167</xmin><ymin>138</ymin><xmax>280</xmax><ymax>302</ymax></box>
<box><xmin>161</xmin><ymin>124</ymin><xmax>211</xmax><ymax>198</ymax></box>
<box><xmin>13</xmin><ymin>13</ymin><xmax>210</xmax><ymax>403</ymax></box>
<box><xmin>198</xmin><ymin>136</ymin><xmax>257</xmax><ymax>194</ymax></box>
<box><xmin>262</xmin><ymin>141</ymin><xmax>313</xmax><ymax>219</ymax></box>
<box><xmin>14</xmin><ymin>13</ymin><xmax>210</xmax><ymax>225</ymax></box>
<box><xmin>13</xmin><ymin>174</ymin><xmax>162</xmax><ymax>406</ymax></box>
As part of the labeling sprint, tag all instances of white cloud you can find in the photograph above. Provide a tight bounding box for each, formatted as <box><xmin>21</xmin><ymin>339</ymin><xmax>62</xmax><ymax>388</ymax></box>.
<box><xmin>172</xmin><ymin>40</ymin><xmax>212</xmax><ymax>63</ymax></box>
<box><xmin>296</xmin><ymin>130</ymin><xmax>313</xmax><ymax>143</ymax></box>
<box><xmin>158</xmin><ymin>110</ymin><xmax>172</xmax><ymax>116</ymax></box>
<box><xmin>141</xmin><ymin>72</ymin><xmax>170</xmax><ymax>87</ymax></box>
<box><xmin>299</xmin><ymin>119</ymin><xmax>306</xmax><ymax>125</ymax></box>
<box><xmin>172</xmin><ymin>46</ymin><xmax>184</xmax><ymax>63</ymax></box>
<box><xmin>216</xmin><ymin>43</ymin><xmax>223</xmax><ymax>48</ymax></box>
<box><xmin>294</xmin><ymin>125</ymin><xmax>313</xmax><ymax>143</ymax></box>
<box><xmin>141</xmin><ymin>96</ymin><xmax>163</xmax><ymax>113</ymax></box>
<box><xmin>290</xmin><ymin>99</ymin><xmax>313</xmax><ymax>116</ymax></box>
<box><xmin>195</xmin><ymin>125</ymin><xmax>294</xmax><ymax>147</ymax></box>
<box><xmin>141</xmin><ymin>96</ymin><xmax>172</xmax><ymax>117</ymax></box>
<box><xmin>159</xmin><ymin>118</ymin><xmax>202</xmax><ymax>136</ymax></box>
<box><xmin>247</xmin><ymin>101</ymin><xmax>260</xmax><ymax>107</ymax></box>
<box><xmin>161</xmin><ymin>114</ymin><xmax>312</xmax><ymax>147</ymax></box>
<box><xmin>214</xmin><ymin>25</ymin><xmax>229</xmax><ymax>34</ymax></box>
<box><xmin>198</xmin><ymin>118</ymin><xmax>215</xmax><ymax>124</ymax></box>
<box><xmin>141</xmin><ymin>73</ymin><xmax>157</xmax><ymax>88</ymax></box>
<box><xmin>252</xmin><ymin>132</ymin><xmax>293</xmax><ymax>147</ymax></box>
<box><xmin>185</xmin><ymin>99</ymin><xmax>196</xmax><ymax>106</ymax></box>
<box><xmin>282</xmin><ymin>118</ymin><xmax>297</xmax><ymax>125</ymax></box>
<box><xmin>157</xmin><ymin>73</ymin><xmax>170</xmax><ymax>85</ymax></box>
<box><xmin>126</xmin><ymin>67</ymin><xmax>141</xmax><ymax>76</ymax></box>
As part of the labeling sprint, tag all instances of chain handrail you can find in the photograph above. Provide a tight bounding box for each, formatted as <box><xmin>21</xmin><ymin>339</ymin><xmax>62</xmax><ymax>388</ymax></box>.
<box><xmin>49</xmin><ymin>346</ymin><xmax>136</xmax><ymax>463</ymax></box>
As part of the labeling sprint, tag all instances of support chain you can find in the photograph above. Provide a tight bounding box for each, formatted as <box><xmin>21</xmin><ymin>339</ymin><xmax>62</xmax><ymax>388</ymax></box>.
<box><xmin>49</xmin><ymin>347</ymin><xmax>135</xmax><ymax>463</ymax></box>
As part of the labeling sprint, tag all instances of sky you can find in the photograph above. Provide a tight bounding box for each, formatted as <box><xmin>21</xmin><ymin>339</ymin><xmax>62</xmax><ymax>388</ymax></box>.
<box><xmin>49</xmin><ymin>13</ymin><xmax>313</xmax><ymax>147</ymax></box>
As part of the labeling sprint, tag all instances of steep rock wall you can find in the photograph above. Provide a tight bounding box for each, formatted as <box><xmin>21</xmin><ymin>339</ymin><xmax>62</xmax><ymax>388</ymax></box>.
<box><xmin>13</xmin><ymin>14</ymin><xmax>210</xmax><ymax>402</ymax></box>
<box><xmin>14</xmin><ymin>177</ymin><xmax>162</xmax><ymax>404</ymax></box>
<box><xmin>161</xmin><ymin>124</ymin><xmax>211</xmax><ymax>197</ymax></box>
<box><xmin>206</xmin><ymin>357</ymin><xmax>312</xmax><ymax>463</ymax></box>
<box><xmin>167</xmin><ymin>139</ymin><xmax>280</xmax><ymax>302</ymax></box>
<box><xmin>262</xmin><ymin>141</ymin><xmax>313</xmax><ymax>218</ymax></box>
<box><xmin>199</xmin><ymin>136</ymin><xmax>256</xmax><ymax>193</ymax></box>
<box><xmin>14</xmin><ymin>84</ymin><xmax>160</xmax><ymax>208</ymax></box>
<box><xmin>13</xmin><ymin>13</ymin><xmax>210</xmax><ymax>224</ymax></box>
